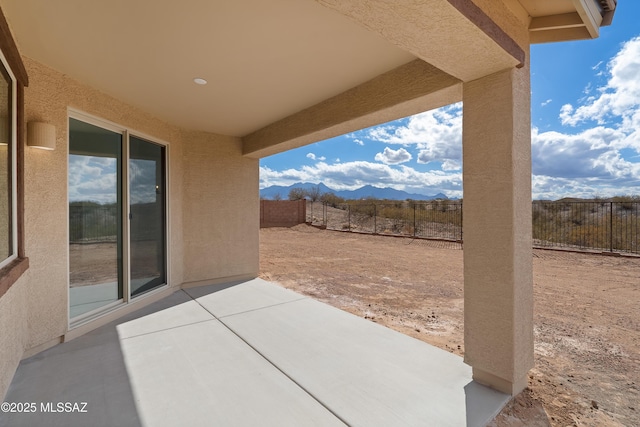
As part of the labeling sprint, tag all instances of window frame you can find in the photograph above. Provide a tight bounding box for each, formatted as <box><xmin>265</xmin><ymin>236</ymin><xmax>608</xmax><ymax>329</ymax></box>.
<box><xmin>0</xmin><ymin>48</ymin><xmax>18</xmax><ymax>269</ymax></box>
<box><xmin>0</xmin><ymin>6</ymin><xmax>29</xmax><ymax>299</ymax></box>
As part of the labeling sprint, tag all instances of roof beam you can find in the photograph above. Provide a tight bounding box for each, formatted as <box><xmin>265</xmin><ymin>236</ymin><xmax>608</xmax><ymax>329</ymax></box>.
<box><xmin>530</xmin><ymin>27</ymin><xmax>592</xmax><ymax>44</ymax></box>
<box><xmin>529</xmin><ymin>12</ymin><xmax>584</xmax><ymax>31</ymax></box>
<box><xmin>242</xmin><ymin>60</ymin><xmax>461</xmax><ymax>159</ymax></box>
<box><xmin>315</xmin><ymin>0</ymin><xmax>524</xmax><ymax>82</ymax></box>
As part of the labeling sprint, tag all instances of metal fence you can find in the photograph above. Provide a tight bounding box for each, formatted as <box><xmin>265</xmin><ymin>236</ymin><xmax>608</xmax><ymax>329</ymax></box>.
<box><xmin>307</xmin><ymin>200</ymin><xmax>640</xmax><ymax>255</ymax></box>
<box><xmin>307</xmin><ymin>200</ymin><xmax>463</xmax><ymax>241</ymax></box>
<box><xmin>70</xmin><ymin>203</ymin><xmax>162</xmax><ymax>243</ymax></box>
<box><xmin>533</xmin><ymin>201</ymin><xmax>639</xmax><ymax>254</ymax></box>
<box><xmin>69</xmin><ymin>205</ymin><xmax>118</xmax><ymax>243</ymax></box>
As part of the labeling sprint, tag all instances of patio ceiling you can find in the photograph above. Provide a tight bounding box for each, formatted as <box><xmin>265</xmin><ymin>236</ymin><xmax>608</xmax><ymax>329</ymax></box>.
<box><xmin>1</xmin><ymin>0</ymin><xmax>614</xmax><ymax>139</ymax></box>
<box><xmin>1</xmin><ymin>0</ymin><xmax>416</xmax><ymax>136</ymax></box>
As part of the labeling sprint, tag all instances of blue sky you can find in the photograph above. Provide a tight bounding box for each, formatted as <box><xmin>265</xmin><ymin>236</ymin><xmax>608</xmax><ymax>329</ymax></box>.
<box><xmin>260</xmin><ymin>2</ymin><xmax>640</xmax><ymax>200</ymax></box>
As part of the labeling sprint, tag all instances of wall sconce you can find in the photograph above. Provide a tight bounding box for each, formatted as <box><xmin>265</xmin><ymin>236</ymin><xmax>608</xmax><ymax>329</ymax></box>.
<box><xmin>27</xmin><ymin>122</ymin><xmax>56</xmax><ymax>150</ymax></box>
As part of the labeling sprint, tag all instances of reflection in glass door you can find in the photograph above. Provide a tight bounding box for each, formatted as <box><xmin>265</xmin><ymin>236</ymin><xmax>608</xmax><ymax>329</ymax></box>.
<box><xmin>68</xmin><ymin>118</ymin><xmax>123</xmax><ymax>318</ymax></box>
<box><xmin>129</xmin><ymin>136</ymin><xmax>166</xmax><ymax>297</ymax></box>
<box><xmin>69</xmin><ymin>117</ymin><xmax>168</xmax><ymax>322</ymax></box>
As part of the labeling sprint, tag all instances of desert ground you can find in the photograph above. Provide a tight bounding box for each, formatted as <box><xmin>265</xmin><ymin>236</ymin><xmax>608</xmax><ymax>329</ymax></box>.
<box><xmin>259</xmin><ymin>225</ymin><xmax>639</xmax><ymax>427</ymax></box>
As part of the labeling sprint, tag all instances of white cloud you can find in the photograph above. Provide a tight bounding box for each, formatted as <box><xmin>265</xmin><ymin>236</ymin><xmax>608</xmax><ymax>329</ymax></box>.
<box><xmin>260</xmin><ymin>162</ymin><xmax>462</xmax><ymax>197</ymax></box>
<box><xmin>130</xmin><ymin>159</ymin><xmax>159</xmax><ymax>204</ymax></box>
<box><xmin>366</xmin><ymin>103</ymin><xmax>462</xmax><ymax>168</ymax></box>
<box><xmin>531</xmin><ymin>124</ymin><xmax>640</xmax><ymax>198</ymax></box>
<box><xmin>441</xmin><ymin>159</ymin><xmax>461</xmax><ymax>171</ymax></box>
<box><xmin>68</xmin><ymin>155</ymin><xmax>118</xmax><ymax>203</ymax></box>
<box><xmin>374</xmin><ymin>147</ymin><xmax>412</xmax><ymax>164</ymax></box>
<box><xmin>560</xmin><ymin>36</ymin><xmax>640</xmax><ymax>126</ymax></box>
<box><xmin>306</xmin><ymin>152</ymin><xmax>326</xmax><ymax>161</ymax></box>
<box><xmin>535</xmin><ymin>35</ymin><xmax>640</xmax><ymax>198</ymax></box>
<box><xmin>354</xmin><ymin>139</ymin><xmax>364</xmax><ymax>146</ymax></box>
<box><xmin>532</xmin><ymin>174</ymin><xmax>640</xmax><ymax>200</ymax></box>
<box><xmin>541</xmin><ymin>99</ymin><xmax>552</xmax><ymax>107</ymax></box>
<box><xmin>531</xmin><ymin>126</ymin><xmax>627</xmax><ymax>179</ymax></box>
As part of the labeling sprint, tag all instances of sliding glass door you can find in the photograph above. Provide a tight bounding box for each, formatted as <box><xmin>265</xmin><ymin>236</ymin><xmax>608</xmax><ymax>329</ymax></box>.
<box><xmin>68</xmin><ymin>118</ymin><xmax>123</xmax><ymax>318</ymax></box>
<box><xmin>69</xmin><ymin>117</ymin><xmax>167</xmax><ymax>322</ymax></box>
<box><xmin>129</xmin><ymin>136</ymin><xmax>166</xmax><ymax>297</ymax></box>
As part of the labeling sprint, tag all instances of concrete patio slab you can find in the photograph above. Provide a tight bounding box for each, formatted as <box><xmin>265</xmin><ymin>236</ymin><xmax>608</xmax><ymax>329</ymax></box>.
<box><xmin>184</xmin><ymin>278</ymin><xmax>305</xmax><ymax>318</ymax></box>
<box><xmin>201</xmin><ymin>281</ymin><xmax>510</xmax><ymax>427</ymax></box>
<box><xmin>0</xmin><ymin>290</ymin><xmax>199</xmax><ymax>427</ymax></box>
<box><xmin>116</xmin><ymin>299</ymin><xmax>212</xmax><ymax>339</ymax></box>
<box><xmin>1</xmin><ymin>279</ymin><xmax>509</xmax><ymax>427</ymax></box>
<box><xmin>118</xmin><ymin>317</ymin><xmax>345</xmax><ymax>427</ymax></box>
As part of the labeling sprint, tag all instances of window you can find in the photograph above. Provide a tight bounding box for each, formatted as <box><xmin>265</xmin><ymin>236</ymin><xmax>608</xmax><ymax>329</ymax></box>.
<box><xmin>0</xmin><ymin>49</ymin><xmax>16</xmax><ymax>269</ymax></box>
<box><xmin>0</xmin><ymin>8</ymin><xmax>29</xmax><ymax>299</ymax></box>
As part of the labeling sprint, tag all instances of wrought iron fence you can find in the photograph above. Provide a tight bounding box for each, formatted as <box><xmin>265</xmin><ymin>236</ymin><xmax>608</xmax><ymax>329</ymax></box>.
<box><xmin>307</xmin><ymin>200</ymin><xmax>463</xmax><ymax>241</ymax></box>
<box><xmin>69</xmin><ymin>205</ymin><xmax>118</xmax><ymax>243</ymax></box>
<box><xmin>306</xmin><ymin>200</ymin><xmax>640</xmax><ymax>255</ymax></box>
<box><xmin>69</xmin><ymin>203</ymin><xmax>162</xmax><ymax>243</ymax></box>
<box><xmin>533</xmin><ymin>201</ymin><xmax>639</xmax><ymax>254</ymax></box>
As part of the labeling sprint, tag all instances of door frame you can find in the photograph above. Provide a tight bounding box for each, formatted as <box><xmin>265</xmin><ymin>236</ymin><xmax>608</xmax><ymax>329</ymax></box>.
<box><xmin>67</xmin><ymin>108</ymin><xmax>171</xmax><ymax>329</ymax></box>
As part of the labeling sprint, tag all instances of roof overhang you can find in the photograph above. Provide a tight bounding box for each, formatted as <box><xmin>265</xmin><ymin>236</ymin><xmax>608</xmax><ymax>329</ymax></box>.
<box><xmin>0</xmin><ymin>0</ymin><xmax>618</xmax><ymax>158</ymax></box>
<box><xmin>519</xmin><ymin>0</ymin><xmax>618</xmax><ymax>44</ymax></box>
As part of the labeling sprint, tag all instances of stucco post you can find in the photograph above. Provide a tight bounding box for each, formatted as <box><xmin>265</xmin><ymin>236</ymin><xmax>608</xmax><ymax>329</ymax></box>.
<box><xmin>462</xmin><ymin>60</ymin><xmax>533</xmax><ymax>395</ymax></box>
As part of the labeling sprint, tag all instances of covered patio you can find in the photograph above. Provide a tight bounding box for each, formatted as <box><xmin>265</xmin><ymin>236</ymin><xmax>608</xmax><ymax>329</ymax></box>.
<box><xmin>0</xmin><ymin>0</ymin><xmax>618</xmax><ymax>421</ymax></box>
<box><xmin>2</xmin><ymin>279</ymin><xmax>508</xmax><ymax>427</ymax></box>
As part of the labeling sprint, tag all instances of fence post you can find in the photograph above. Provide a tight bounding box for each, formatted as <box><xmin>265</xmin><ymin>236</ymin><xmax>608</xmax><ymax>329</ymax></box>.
<box><xmin>413</xmin><ymin>204</ymin><xmax>416</xmax><ymax>237</ymax></box>
<box><xmin>610</xmin><ymin>201</ymin><xmax>614</xmax><ymax>252</ymax></box>
<box><xmin>460</xmin><ymin>201</ymin><xmax>463</xmax><ymax>242</ymax></box>
<box><xmin>348</xmin><ymin>204</ymin><xmax>351</xmax><ymax>231</ymax></box>
<box><xmin>373</xmin><ymin>204</ymin><xmax>377</xmax><ymax>234</ymax></box>
<box><xmin>324</xmin><ymin>202</ymin><xmax>327</xmax><ymax>227</ymax></box>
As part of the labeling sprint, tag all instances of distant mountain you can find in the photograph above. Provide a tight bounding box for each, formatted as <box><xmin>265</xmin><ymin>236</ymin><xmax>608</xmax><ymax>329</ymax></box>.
<box><xmin>259</xmin><ymin>182</ymin><xmax>334</xmax><ymax>200</ymax></box>
<box><xmin>260</xmin><ymin>182</ymin><xmax>448</xmax><ymax>201</ymax></box>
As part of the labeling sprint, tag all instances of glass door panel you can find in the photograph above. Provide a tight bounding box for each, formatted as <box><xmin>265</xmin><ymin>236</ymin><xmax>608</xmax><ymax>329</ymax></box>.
<box><xmin>68</xmin><ymin>118</ymin><xmax>123</xmax><ymax>318</ymax></box>
<box><xmin>129</xmin><ymin>136</ymin><xmax>166</xmax><ymax>297</ymax></box>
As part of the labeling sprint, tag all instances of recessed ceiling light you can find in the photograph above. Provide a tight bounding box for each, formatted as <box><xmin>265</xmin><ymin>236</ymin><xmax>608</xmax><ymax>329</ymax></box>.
<box><xmin>194</xmin><ymin>78</ymin><xmax>207</xmax><ymax>85</ymax></box>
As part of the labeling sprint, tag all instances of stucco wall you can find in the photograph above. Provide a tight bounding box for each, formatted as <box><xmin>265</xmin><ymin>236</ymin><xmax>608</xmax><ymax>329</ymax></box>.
<box><xmin>182</xmin><ymin>130</ymin><xmax>259</xmax><ymax>285</ymax></box>
<box><xmin>0</xmin><ymin>275</ymin><xmax>27</xmax><ymax>401</ymax></box>
<box><xmin>21</xmin><ymin>57</ymin><xmax>188</xmax><ymax>350</ymax></box>
<box><xmin>0</xmin><ymin>56</ymin><xmax>259</xmax><ymax>399</ymax></box>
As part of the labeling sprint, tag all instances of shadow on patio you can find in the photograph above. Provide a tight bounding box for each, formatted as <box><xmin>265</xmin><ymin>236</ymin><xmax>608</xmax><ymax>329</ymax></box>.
<box><xmin>1</xmin><ymin>279</ymin><xmax>509</xmax><ymax>427</ymax></box>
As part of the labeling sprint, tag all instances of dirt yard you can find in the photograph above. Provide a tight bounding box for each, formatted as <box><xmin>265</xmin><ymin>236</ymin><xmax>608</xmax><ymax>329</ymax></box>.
<box><xmin>259</xmin><ymin>225</ymin><xmax>639</xmax><ymax>427</ymax></box>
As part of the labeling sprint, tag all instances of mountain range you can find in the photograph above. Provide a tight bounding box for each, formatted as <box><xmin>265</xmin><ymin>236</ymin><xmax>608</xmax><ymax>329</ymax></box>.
<box><xmin>260</xmin><ymin>182</ymin><xmax>448</xmax><ymax>201</ymax></box>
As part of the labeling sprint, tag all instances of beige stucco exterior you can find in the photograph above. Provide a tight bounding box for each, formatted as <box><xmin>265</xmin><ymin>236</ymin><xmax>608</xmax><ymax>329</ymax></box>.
<box><xmin>0</xmin><ymin>57</ymin><xmax>260</xmax><ymax>398</ymax></box>
<box><xmin>462</xmin><ymin>61</ymin><xmax>534</xmax><ymax>395</ymax></box>
<box><xmin>0</xmin><ymin>0</ymin><xmax>617</xmax><ymax>403</ymax></box>
<box><xmin>0</xmin><ymin>276</ymin><xmax>27</xmax><ymax>400</ymax></box>
<box><xmin>181</xmin><ymin>130</ymin><xmax>259</xmax><ymax>286</ymax></box>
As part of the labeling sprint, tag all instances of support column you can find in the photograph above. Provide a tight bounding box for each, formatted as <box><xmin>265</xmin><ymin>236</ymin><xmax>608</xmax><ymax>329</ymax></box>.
<box><xmin>462</xmin><ymin>60</ymin><xmax>533</xmax><ymax>395</ymax></box>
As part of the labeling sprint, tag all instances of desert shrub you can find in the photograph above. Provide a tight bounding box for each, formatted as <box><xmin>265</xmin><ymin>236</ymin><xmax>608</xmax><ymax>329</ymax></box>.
<box><xmin>306</xmin><ymin>186</ymin><xmax>322</xmax><ymax>202</ymax></box>
<box><xmin>319</xmin><ymin>192</ymin><xmax>344</xmax><ymax>208</ymax></box>
<box><xmin>288</xmin><ymin>188</ymin><xmax>306</xmax><ymax>201</ymax></box>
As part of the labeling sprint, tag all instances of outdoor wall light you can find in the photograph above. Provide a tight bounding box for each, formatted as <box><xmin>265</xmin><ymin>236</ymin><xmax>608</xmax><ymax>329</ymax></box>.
<box><xmin>27</xmin><ymin>121</ymin><xmax>56</xmax><ymax>150</ymax></box>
